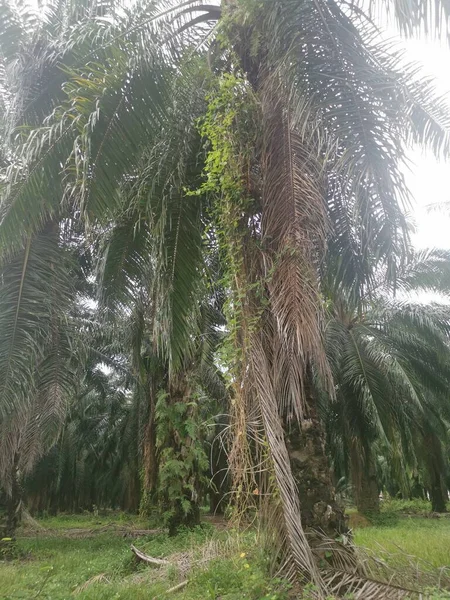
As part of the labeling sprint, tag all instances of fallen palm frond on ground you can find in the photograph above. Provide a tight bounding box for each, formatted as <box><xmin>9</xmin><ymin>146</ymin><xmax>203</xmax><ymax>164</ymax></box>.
<box><xmin>3</xmin><ymin>514</ymin><xmax>450</xmax><ymax>599</ymax></box>
<box><xmin>129</xmin><ymin>534</ymin><xmax>242</xmax><ymax>582</ymax></box>
<box><xmin>128</xmin><ymin>529</ymin><xmax>450</xmax><ymax>599</ymax></box>
<box><xmin>131</xmin><ymin>544</ymin><xmax>171</xmax><ymax>566</ymax></box>
<box><xmin>72</xmin><ymin>573</ymin><xmax>110</xmax><ymax>595</ymax></box>
<box><xmin>309</xmin><ymin>531</ymin><xmax>450</xmax><ymax>599</ymax></box>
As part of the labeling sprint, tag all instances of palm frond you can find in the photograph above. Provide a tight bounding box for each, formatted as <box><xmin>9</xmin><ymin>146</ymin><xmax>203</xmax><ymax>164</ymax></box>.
<box><xmin>0</xmin><ymin>225</ymin><xmax>75</xmax><ymax>417</ymax></box>
<box><xmin>354</xmin><ymin>0</ymin><xmax>450</xmax><ymax>43</ymax></box>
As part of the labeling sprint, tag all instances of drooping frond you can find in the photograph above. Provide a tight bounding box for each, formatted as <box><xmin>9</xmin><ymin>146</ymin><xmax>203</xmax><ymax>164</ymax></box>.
<box><xmin>0</xmin><ymin>225</ymin><xmax>76</xmax><ymax>418</ymax></box>
<box><xmin>259</xmin><ymin>76</ymin><xmax>330</xmax><ymax>414</ymax></box>
<box><xmin>0</xmin><ymin>222</ymin><xmax>79</xmax><ymax>491</ymax></box>
<box><xmin>97</xmin><ymin>211</ymin><xmax>152</xmax><ymax>312</ymax></box>
<box><xmin>95</xmin><ymin>56</ymin><xmax>209</xmax><ymax>372</ymax></box>
<box><xmin>250</xmin><ymin>329</ymin><xmax>325</xmax><ymax>590</ymax></box>
<box><xmin>396</xmin><ymin>247</ymin><xmax>450</xmax><ymax>294</ymax></box>
<box><xmin>354</xmin><ymin>0</ymin><xmax>450</xmax><ymax>43</ymax></box>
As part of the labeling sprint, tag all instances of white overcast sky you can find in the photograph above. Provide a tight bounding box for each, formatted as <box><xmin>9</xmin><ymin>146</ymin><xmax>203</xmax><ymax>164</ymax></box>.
<box><xmin>396</xmin><ymin>36</ymin><xmax>450</xmax><ymax>250</ymax></box>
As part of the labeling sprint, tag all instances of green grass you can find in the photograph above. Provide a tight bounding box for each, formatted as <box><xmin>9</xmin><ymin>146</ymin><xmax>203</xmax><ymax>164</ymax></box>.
<box><xmin>354</xmin><ymin>516</ymin><xmax>450</xmax><ymax>569</ymax></box>
<box><xmin>2</xmin><ymin>506</ymin><xmax>450</xmax><ymax>599</ymax></box>
<box><xmin>0</xmin><ymin>534</ymin><xmax>143</xmax><ymax>599</ymax></box>
<box><xmin>0</xmin><ymin>520</ymin><xmax>288</xmax><ymax>600</ymax></box>
<box><xmin>351</xmin><ymin>500</ymin><xmax>450</xmax><ymax>599</ymax></box>
<box><xmin>29</xmin><ymin>511</ymin><xmax>153</xmax><ymax>531</ymax></box>
<box><xmin>352</xmin><ymin>498</ymin><xmax>450</xmax><ymax>569</ymax></box>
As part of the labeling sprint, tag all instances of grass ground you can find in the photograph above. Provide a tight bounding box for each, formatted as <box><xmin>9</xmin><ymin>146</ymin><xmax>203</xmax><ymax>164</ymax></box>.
<box><xmin>30</xmin><ymin>511</ymin><xmax>152</xmax><ymax>530</ymax></box>
<box><xmin>355</xmin><ymin>514</ymin><xmax>450</xmax><ymax>569</ymax></box>
<box><xmin>0</xmin><ymin>522</ymin><xmax>287</xmax><ymax>600</ymax></box>
<box><xmin>1</xmin><ymin>501</ymin><xmax>450</xmax><ymax>599</ymax></box>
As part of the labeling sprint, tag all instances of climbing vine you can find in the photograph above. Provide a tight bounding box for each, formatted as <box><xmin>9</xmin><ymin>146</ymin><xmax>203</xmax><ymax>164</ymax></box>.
<box><xmin>155</xmin><ymin>387</ymin><xmax>209</xmax><ymax>535</ymax></box>
<box><xmin>189</xmin><ymin>70</ymin><xmax>269</xmax><ymax>514</ymax></box>
<box><xmin>191</xmin><ymin>72</ymin><xmax>260</xmax><ymax>371</ymax></box>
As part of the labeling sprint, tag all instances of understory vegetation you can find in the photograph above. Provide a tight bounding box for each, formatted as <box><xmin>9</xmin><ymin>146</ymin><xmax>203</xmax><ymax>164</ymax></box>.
<box><xmin>2</xmin><ymin>0</ymin><xmax>450</xmax><ymax>598</ymax></box>
<box><xmin>2</xmin><ymin>505</ymin><xmax>450</xmax><ymax>600</ymax></box>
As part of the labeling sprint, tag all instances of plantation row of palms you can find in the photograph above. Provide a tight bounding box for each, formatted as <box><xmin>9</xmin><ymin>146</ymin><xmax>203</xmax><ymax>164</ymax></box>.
<box><xmin>1</xmin><ymin>0</ymin><xmax>450</xmax><ymax>595</ymax></box>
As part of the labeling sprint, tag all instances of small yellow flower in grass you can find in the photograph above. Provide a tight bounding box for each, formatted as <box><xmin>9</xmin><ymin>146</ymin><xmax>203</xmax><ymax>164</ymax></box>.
<box><xmin>240</xmin><ymin>552</ymin><xmax>246</xmax><ymax>558</ymax></box>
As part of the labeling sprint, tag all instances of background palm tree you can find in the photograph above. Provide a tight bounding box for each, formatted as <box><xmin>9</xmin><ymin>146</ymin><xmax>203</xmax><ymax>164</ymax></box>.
<box><xmin>322</xmin><ymin>249</ymin><xmax>450</xmax><ymax>514</ymax></box>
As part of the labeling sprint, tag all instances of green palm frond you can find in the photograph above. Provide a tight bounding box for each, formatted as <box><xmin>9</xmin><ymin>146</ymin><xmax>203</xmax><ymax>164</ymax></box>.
<box><xmin>97</xmin><ymin>211</ymin><xmax>151</xmax><ymax>312</ymax></box>
<box><xmin>357</xmin><ymin>0</ymin><xmax>450</xmax><ymax>42</ymax></box>
<box><xmin>324</xmin><ymin>251</ymin><xmax>450</xmax><ymax>507</ymax></box>
<box><xmin>0</xmin><ymin>0</ymin><xmax>38</xmax><ymax>62</ymax></box>
<box><xmin>258</xmin><ymin>0</ymin><xmax>443</xmax><ymax>296</ymax></box>
<box><xmin>397</xmin><ymin>248</ymin><xmax>450</xmax><ymax>294</ymax></box>
<box><xmin>0</xmin><ymin>225</ymin><xmax>76</xmax><ymax>417</ymax></box>
<box><xmin>0</xmin><ymin>221</ymin><xmax>81</xmax><ymax>494</ymax></box>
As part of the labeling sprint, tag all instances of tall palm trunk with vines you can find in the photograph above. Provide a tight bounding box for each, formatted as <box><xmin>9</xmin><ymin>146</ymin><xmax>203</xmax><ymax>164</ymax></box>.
<box><xmin>141</xmin><ymin>377</ymin><xmax>159</xmax><ymax>511</ymax></box>
<box><xmin>156</xmin><ymin>372</ymin><xmax>208</xmax><ymax>535</ymax></box>
<box><xmin>217</xmin><ymin>6</ymin><xmax>347</xmax><ymax>544</ymax></box>
<box><xmin>197</xmin><ymin>64</ymin><xmax>345</xmax><ymax>587</ymax></box>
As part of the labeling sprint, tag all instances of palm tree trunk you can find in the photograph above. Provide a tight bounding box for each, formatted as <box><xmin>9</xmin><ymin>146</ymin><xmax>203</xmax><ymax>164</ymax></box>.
<box><xmin>142</xmin><ymin>379</ymin><xmax>158</xmax><ymax>500</ymax></box>
<box><xmin>429</xmin><ymin>464</ymin><xmax>447</xmax><ymax>513</ymax></box>
<box><xmin>430</xmin><ymin>480</ymin><xmax>447</xmax><ymax>513</ymax></box>
<box><xmin>425</xmin><ymin>430</ymin><xmax>447</xmax><ymax>513</ymax></box>
<box><xmin>287</xmin><ymin>396</ymin><xmax>347</xmax><ymax>535</ymax></box>
<box><xmin>3</xmin><ymin>455</ymin><xmax>21</xmax><ymax>539</ymax></box>
<box><xmin>410</xmin><ymin>475</ymin><xmax>426</xmax><ymax>500</ymax></box>
<box><xmin>165</xmin><ymin>375</ymin><xmax>201</xmax><ymax>536</ymax></box>
<box><xmin>349</xmin><ymin>440</ymin><xmax>379</xmax><ymax>514</ymax></box>
<box><xmin>209</xmin><ymin>422</ymin><xmax>229</xmax><ymax>515</ymax></box>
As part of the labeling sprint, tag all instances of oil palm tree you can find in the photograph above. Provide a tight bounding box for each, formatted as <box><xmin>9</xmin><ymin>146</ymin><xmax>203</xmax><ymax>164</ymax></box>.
<box><xmin>0</xmin><ymin>223</ymin><xmax>84</xmax><ymax>537</ymax></box>
<box><xmin>24</xmin><ymin>365</ymin><xmax>141</xmax><ymax>515</ymax></box>
<box><xmin>95</xmin><ymin>163</ymin><xmax>227</xmax><ymax>529</ymax></box>
<box><xmin>24</xmin><ymin>300</ymin><xmax>227</xmax><ymax>522</ymax></box>
<box><xmin>2</xmin><ymin>0</ymin><xmax>450</xmax><ymax>594</ymax></box>
<box><xmin>322</xmin><ymin>250</ymin><xmax>450</xmax><ymax>513</ymax></box>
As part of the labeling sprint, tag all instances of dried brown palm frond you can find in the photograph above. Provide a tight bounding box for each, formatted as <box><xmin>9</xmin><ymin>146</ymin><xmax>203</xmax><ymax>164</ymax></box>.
<box><xmin>127</xmin><ymin>532</ymin><xmax>244</xmax><ymax>587</ymax></box>
<box><xmin>236</xmin><ymin>68</ymin><xmax>334</xmax><ymax>594</ymax></box>
<box><xmin>249</xmin><ymin>329</ymin><xmax>325</xmax><ymax>591</ymax></box>
<box><xmin>307</xmin><ymin>529</ymin><xmax>450</xmax><ymax>598</ymax></box>
<box><xmin>72</xmin><ymin>573</ymin><xmax>110</xmax><ymax>595</ymax></box>
<box><xmin>322</xmin><ymin>570</ymin><xmax>412</xmax><ymax>599</ymax></box>
<box><xmin>260</xmin><ymin>76</ymin><xmax>331</xmax><ymax>422</ymax></box>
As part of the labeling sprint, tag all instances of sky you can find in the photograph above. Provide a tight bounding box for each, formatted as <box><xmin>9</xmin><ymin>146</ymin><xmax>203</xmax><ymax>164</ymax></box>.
<box><xmin>397</xmin><ymin>36</ymin><xmax>450</xmax><ymax>250</ymax></box>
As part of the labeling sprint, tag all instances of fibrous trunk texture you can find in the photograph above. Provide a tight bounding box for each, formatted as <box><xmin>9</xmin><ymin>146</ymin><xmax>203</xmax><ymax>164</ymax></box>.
<box><xmin>350</xmin><ymin>440</ymin><xmax>380</xmax><ymax>515</ymax></box>
<box><xmin>3</xmin><ymin>456</ymin><xmax>21</xmax><ymax>539</ymax></box>
<box><xmin>429</xmin><ymin>467</ymin><xmax>447</xmax><ymax>513</ymax></box>
<box><xmin>165</xmin><ymin>376</ymin><xmax>201</xmax><ymax>536</ymax></box>
<box><xmin>287</xmin><ymin>408</ymin><xmax>347</xmax><ymax>534</ymax></box>
<box><xmin>225</xmin><ymin>69</ymin><xmax>347</xmax><ymax>592</ymax></box>
<box><xmin>209</xmin><ymin>421</ymin><xmax>229</xmax><ymax>515</ymax></box>
<box><xmin>142</xmin><ymin>380</ymin><xmax>158</xmax><ymax>499</ymax></box>
<box><xmin>425</xmin><ymin>431</ymin><xmax>447</xmax><ymax>513</ymax></box>
<box><xmin>258</xmin><ymin>76</ymin><xmax>345</xmax><ymax>537</ymax></box>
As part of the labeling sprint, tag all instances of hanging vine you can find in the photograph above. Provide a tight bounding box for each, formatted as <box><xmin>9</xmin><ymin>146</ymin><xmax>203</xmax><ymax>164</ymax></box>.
<box><xmin>188</xmin><ymin>70</ymin><xmax>269</xmax><ymax>516</ymax></box>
